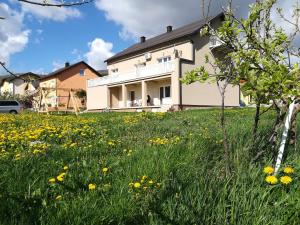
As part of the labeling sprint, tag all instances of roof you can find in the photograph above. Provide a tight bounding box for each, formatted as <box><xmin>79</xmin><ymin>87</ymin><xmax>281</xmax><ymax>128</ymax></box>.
<box><xmin>97</xmin><ymin>70</ymin><xmax>108</xmax><ymax>76</ymax></box>
<box><xmin>106</xmin><ymin>13</ymin><xmax>224</xmax><ymax>63</ymax></box>
<box><xmin>40</xmin><ymin>61</ymin><xmax>101</xmax><ymax>80</ymax></box>
<box><xmin>0</xmin><ymin>72</ymin><xmax>40</xmax><ymax>84</ymax></box>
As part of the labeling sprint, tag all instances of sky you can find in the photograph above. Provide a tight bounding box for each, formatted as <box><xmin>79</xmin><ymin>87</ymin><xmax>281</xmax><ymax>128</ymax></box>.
<box><xmin>0</xmin><ymin>0</ymin><xmax>297</xmax><ymax>75</ymax></box>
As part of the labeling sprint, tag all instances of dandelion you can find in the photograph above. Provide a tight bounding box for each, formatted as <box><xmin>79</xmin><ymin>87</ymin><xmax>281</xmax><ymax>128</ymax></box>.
<box><xmin>280</xmin><ymin>176</ymin><xmax>292</xmax><ymax>185</ymax></box>
<box><xmin>48</xmin><ymin>178</ymin><xmax>56</xmax><ymax>183</ymax></box>
<box><xmin>88</xmin><ymin>183</ymin><xmax>96</xmax><ymax>190</ymax></box>
<box><xmin>134</xmin><ymin>182</ymin><xmax>141</xmax><ymax>188</ymax></box>
<box><xmin>263</xmin><ymin>166</ymin><xmax>274</xmax><ymax>175</ymax></box>
<box><xmin>148</xmin><ymin>180</ymin><xmax>154</xmax><ymax>185</ymax></box>
<box><xmin>283</xmin><ymin>167</ymin><xmax>294</xmax><ymax>174</ymax></box>
<box><xmin>55</xmin><ymin>195</ymin><xmax>62</xmax><ymax>200</ymax></box>
<box><xmin>63</xmin><ymin>166</ymin><xmax>69</xmax><ymax>170</ymax></box>
<box><xmin>265</xmin><ymin>175</ymin><xmax>278</xmax><ymax>185</ymax></box>
<box><xmin>56</xmin><ymin>172</ymin><xmax>66</xmax><ymax>182</ymax></box>
<box><xmin>102</xmin><ymin>167</ymin><xmax>109</xmax><ymax>173</ymax></box>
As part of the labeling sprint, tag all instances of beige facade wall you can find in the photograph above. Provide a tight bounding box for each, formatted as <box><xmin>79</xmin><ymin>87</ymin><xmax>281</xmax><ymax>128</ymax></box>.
<box><xmin>107</xmin><ymin>42</ymin><xmax>193</xmax><ymax>74</ymax></box>
<box><xmin>87</xmin><ymin>85</ymin><xmax>108</xmax><ymax>110</ymax></box>
<box><xmin>1</xmin><ymin>78</ymin><xmax>38</xmax><ymax>96</ymax></box>
<box><xmin>181</xmin><ymin>32</ymin><xmax>240</xmax><ymax>107</ymax></box>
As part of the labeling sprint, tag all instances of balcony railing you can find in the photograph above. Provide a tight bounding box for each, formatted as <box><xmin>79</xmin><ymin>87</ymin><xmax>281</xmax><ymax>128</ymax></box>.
<box><xmin>88</xmin><ymin>61</ymin><xmax>175</xmax><ymax>87</ymax></box>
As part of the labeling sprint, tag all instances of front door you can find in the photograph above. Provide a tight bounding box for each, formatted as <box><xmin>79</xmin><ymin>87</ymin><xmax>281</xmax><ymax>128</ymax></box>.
<box><xmin>130</xmin><ymin>91</ymin><xmax>135</xmax><ymax>106</ymax></box>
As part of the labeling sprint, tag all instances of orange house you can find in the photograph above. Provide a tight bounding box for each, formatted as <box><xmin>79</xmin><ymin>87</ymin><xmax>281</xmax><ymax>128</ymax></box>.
<box><xmin>39</xmin><ymin>61</ymin><xmax>104</xmax><ymax>108</ymax></box>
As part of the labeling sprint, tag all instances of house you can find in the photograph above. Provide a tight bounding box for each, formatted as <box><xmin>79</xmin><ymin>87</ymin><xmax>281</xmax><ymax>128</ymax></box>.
<box><xmin>39</xmin><ymin>61</ymin><xmax>102</xmax><ymax>108</ymax></box>
<box><xmin>87</xmin><ymin>13</ymin><xmax>240</xmax><ymax>112</ymax></box>
<box><xmin>0</xmin><ymin>72</ymin><xmax>40</xmax><ymax>96</ymax></box>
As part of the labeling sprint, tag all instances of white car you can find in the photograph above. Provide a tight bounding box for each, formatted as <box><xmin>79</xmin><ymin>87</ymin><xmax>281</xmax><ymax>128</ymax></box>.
<box><xmin>0</xmin><ymin>100</ymin><xmax>22</xmax><ymax>114</ymax></box>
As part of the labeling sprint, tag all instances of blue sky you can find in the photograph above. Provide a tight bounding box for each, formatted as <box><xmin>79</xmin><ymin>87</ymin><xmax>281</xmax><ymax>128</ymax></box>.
<box><xmin>0</xmin><ymin>0</ymin><xmax>295</xmax><ymax>75</ymax></box>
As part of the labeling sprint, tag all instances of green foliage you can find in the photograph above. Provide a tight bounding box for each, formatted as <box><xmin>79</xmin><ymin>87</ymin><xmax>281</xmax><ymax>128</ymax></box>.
<box><xmin>0</xmin><ymin>110</ymin><xmax>300</xmax><ymax>224</ymax></box>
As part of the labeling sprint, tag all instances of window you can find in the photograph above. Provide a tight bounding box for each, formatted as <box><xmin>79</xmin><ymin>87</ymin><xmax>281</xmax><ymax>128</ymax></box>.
<box><xmin>0</xmin><ymin>101</ymin><xmax>19</xmax><ymax>106</ymax></box>
<box><xmin>111</xmin><ymin>68</ymin><xmax>119</xmax><ymax>73</ymax></box>
<box><xmin>158</xmin><ymin>56</ymin><xmax>171</xmax><ymax>63</ymax></box>
<box><xmin>160</xmin><ymin>86</ymin><xmax>171</xmax><ymax>99</ymax></box>
<box><xmin>79</xmin><ymin>69</ymin><xmax>85</xmax><ymax>76</ymax></box>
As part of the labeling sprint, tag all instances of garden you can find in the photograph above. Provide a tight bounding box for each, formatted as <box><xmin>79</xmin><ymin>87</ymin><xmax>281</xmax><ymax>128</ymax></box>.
<box><xmin>0</xmin><ymin>109</ymin><xmax>299</xmax><ymax>225</ymax></box>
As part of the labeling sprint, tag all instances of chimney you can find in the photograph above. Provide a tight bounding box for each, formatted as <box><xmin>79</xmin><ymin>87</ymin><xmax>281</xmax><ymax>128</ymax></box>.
<box><xmin>167</xmin><ymin>25</ymin><xmax>173</xmax><ymax>33</ymax></box>
<box><xmin>65</xmin><ymin>62</ymin><xmax>70</xmax><ymax>67</ymax></box>
<box><xmin>140</xmin><ymin>36</ymin><xmax>146</xmax><ymax>43</ymax></box>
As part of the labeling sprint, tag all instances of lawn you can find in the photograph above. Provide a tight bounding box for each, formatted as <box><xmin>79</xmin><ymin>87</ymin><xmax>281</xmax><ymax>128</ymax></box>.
<box><xmin>0</xmin><ymin>109</ymin><xmax>299</xmax><ymax>225</ymax></box>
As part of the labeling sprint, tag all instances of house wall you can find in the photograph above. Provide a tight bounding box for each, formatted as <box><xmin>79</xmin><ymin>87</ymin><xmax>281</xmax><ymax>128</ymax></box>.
<box><xmin>0</xmin><ymin>81</ymin><xmax>13</xmax><ymax>94</ymax></box>
<box><xmin>180</xmin><ymin>31</ymin><xmax>240</xmax><ymax>107</ymax></box>
<box><xmin>107</xmin><ymin>41</ymin><xmax>193</xmax><ymax>74</ymax></box>
<box><xmin>40</xmin><ymin>63</ymin><xmax>99</xmax><ymax>107</ymax></box>
<box><xmin>87</xmin><ymin>85</ymin><xmax>108</xmax><ymax>110</ymax></box>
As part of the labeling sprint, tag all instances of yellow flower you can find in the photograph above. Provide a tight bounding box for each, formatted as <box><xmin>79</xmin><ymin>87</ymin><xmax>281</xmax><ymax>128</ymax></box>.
<box><xmin>88</xmin><ymin>183</ymin><xmax>96</xmax><ymax>190</ymax></box>
<box><xmin>56</xmin><ymin>172</ymin><xmax>66</xmax><ymax>182</ymax></box>
<box><xmin>134</xmin><ymin>182</ymin><xmax>141</xmax><ymax>188</ymax></box>
<box><xmin>102</xmin><ymin>167</ymin><xmax>109</xmax><ymax>173</ymax></box>
<box><xmin>280</xmin><ymin>176</ymin><xmax>292</xmax><ymax>185</ymax></box>
<box><xmin>63</xmin><ymin>166</ymin><xmax>69</xmax><ymax>170</ymax></box>
<box><xmin>55</xmin><ymin>195</ymin><xmax>62</xmax><ymax>200</ymax></box>
<box><xmin>48</xmin><ymin>178</ymin><xmax>56</xmax><ymax>183</ymax></box>
<box><xmin>265</xmin><ymin>176</ymin><xmax>278</xmax><ymax>185</ymax></box>
<box><xmin>263</xmin><ymin>166</ymin><xmax>274</xmax><ymax>175</ymax></box>
<box><xmin>283</xmin><ymin>167</ymin><xmax>294</xmax><ymax>174</ymax></box>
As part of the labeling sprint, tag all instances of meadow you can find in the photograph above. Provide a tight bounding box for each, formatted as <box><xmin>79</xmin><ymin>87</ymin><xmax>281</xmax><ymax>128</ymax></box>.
<box><xmin>0</xmin><ymin>109</ymin><xmax>299</xmax><ymax>225</ymax></box>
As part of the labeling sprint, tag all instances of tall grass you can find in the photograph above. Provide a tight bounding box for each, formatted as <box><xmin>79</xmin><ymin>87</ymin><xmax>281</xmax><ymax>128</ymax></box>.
<box><xmin>0</xmin><ymin>108</ymin><xmax>299</xmax><ymax>224</ymax></box>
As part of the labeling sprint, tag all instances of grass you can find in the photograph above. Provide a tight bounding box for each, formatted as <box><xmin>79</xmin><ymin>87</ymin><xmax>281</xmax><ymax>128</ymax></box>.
<box><xmin>0</xmin><ymin>108</ymin><xmax>300</xmax><ymax>225</ymax></box>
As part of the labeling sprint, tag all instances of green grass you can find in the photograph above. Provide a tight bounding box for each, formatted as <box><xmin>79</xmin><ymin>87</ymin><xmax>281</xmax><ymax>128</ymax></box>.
<box><xmin>0</xmin><ymin>108</ymin><xmax>300</xmax><ymax>225</ymax></box>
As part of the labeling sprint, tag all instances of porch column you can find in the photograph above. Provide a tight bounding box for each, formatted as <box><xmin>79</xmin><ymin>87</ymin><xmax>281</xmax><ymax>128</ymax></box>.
<box><xmin>142</xmin><ymin>80</ymin><xmax>147</xmax><ymax>107</ymax></box>
<box><xmin>122</xmin><ymin>84</ymin><xmax>127</xmax><ymax>108</ymax></box>
<box><xmin>171</xmin><ymin>58</ymin><xmax>180</xmax><ymax>105</ymax></box>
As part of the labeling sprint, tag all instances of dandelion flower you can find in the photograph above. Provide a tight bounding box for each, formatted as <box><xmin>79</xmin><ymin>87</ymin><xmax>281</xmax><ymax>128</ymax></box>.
<box><xmin>55</xmin><ymin>195</ymin><xmax>62</xmax><ymax>200</ymax></box>
<box><xmin>88</xmin><ymin>183</ymin><xmax>96</xmax><ymax>190</ymax></box>
<box><xmin>48</xmin><ymin>178</ymin><xmax>56</xmax><ymax>183</ymax></box>
<box><xmin>134</xmin><ymin>182</ymin><xmax>141</xmax><ymax>188</ymax></box>
<box><xmin>263</xmin><ymin>166</ymin><xmax>274</xmax><ymax>175</ymax></box>
<box><xmin>280</xmin><ymin>176</ymin><xmax>292</xmax><ymax>185</ymax></box>
<box><xmin>63</xmin><ymin>166</ymin><xmax>69</xmax><ymax>170</ymax></box>
<box><xmin>102</xmin><ymin>167</ymin><xmax>108</xmax><ymax>173</ymax></box>
<box><xmin>283</xmin><ymin>167</ymin><xmax>294</xmax><ymax>174</ymax></box>
<box><xmin>265</xmin><ymin>176</ymin><xmax>278</xmax><ymax>185</ymax></box>
<box><xmin>148</xmin><ymin>180</ymin><xmax>154</xmax><ymax>185</ymax></box>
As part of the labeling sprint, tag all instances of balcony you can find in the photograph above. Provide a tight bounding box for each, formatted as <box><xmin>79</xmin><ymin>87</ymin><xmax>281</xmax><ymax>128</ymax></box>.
<box><xmin>88</xmin><ymin>61</ymin><xmax>175</xmax><ymax>87</ymax></box>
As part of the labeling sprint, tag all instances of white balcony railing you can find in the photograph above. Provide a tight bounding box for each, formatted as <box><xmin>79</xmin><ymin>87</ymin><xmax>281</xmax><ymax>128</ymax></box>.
<box><xmin>88</xmin><ymin>61</ymin><xmax>175</xmax><ymax>87</ymax></box>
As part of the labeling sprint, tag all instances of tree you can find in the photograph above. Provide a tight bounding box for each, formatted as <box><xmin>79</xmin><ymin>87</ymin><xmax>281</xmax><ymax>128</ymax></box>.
<box><xmin>183</xmin><ymin>0</ymin><xmax>300</xmax><ymax>165</ymax></box>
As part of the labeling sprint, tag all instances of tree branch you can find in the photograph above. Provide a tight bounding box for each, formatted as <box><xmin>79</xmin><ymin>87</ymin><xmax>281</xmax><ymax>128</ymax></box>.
<box><xmin>18</xmin><ymin>0</ymin><xmax>93</xmax><ymax>7</ymax></box>
<box><xmin>0</xmin><ymin>62</ymin><xmax>25</xmax><ymax>81</ymax></box>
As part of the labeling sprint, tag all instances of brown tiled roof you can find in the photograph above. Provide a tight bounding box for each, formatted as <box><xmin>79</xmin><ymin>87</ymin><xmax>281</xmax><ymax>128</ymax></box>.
<box><xmin>106</xmin><ymin>13</ymin><xmax>223</xmax><ymax>63</ymax></box>
<box><xmin>40</xmin><ymin>61</ymin><xmax>101</xmax><ymax>80</ymax></box>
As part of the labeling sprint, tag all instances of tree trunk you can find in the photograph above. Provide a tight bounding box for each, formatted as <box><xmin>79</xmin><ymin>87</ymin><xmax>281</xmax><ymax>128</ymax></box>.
<box><xmin>221</xmin><ymin>90</ymin><xmax>231</xmax><ymax>176</ymax></box>
<box><xmin>253</xmin><ymin>102</ymin><xmax>261</xmax><ymax>141</ymax></box>
<box><xmin>289</xmin><ymin>102</ymin><xmax>300</xmax><ymax>146</ymax></box>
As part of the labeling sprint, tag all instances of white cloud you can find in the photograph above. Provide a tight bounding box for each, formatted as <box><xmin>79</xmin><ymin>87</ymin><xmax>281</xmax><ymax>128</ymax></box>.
<box><xmin>52</xmin><ymin>60</ymin><xmax>64</xmax><ymax>71</ymax></box>
<box><xmin>18</xmin><ymin>0</ymin><xmax>81</xmax><ymax>22</ymax></box>
<box><xmin>95</xmin><ymin>0</ymin><xmax>299</xmax><ymax>41</ymax></box>
<box><xmin>0</xmin><ymin>3</ymin><xmax>30</xmax><ymax>65</ymax></box>
<box><xmin>85</xmin><ymin>38</ymin><xmax>114</xmax><ymax>70</ymax></box>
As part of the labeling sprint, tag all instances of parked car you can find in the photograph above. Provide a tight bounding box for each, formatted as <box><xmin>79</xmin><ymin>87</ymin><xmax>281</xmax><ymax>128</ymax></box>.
<box><xmin>0</xmin><ymin>100</ymin><xmax>22</xmax><ymax>114</ymax></box>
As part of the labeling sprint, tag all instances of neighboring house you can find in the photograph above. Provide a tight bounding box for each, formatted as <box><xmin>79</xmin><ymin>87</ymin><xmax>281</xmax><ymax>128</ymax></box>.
<box><xmin>87</xmin><ymin>13</ymin><xmax>240</xmax><ymax>112</ymax></box>
<box><xmin>39</xmin><ymin>61</ymin><xmax>102</xmax><ymax>107</ymax></box>
<box><xmin>0</xmin><ymin>73</ymin><xmax>40</xmax><ymax>96</ymax></box>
